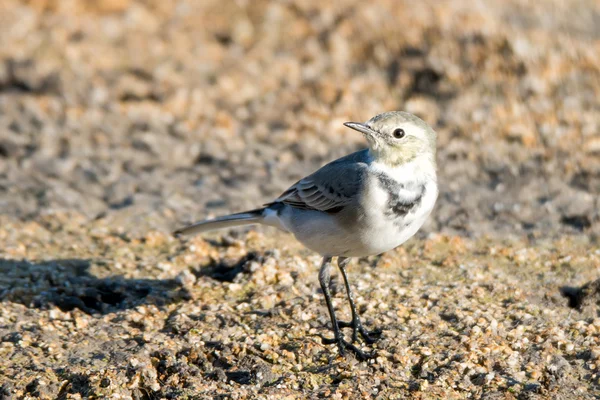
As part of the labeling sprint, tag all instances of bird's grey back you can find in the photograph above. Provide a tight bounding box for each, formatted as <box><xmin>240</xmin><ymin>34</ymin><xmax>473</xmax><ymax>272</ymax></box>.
<box><xmin>307</xmin><ymin>149</ymin><xmax>371</xmax><ymax>197</ymax></box>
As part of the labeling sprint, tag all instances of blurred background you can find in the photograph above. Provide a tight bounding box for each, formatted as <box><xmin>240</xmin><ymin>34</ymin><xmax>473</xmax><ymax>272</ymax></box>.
<box><xmin>1</xmin><ymin>0</ymin><xmax>598</xmax><ymax>239</ymax></box>
<box><xmin>1</xmin><ymin>1</ymin><xmax>600</xmax><ymax>398</ymax></box>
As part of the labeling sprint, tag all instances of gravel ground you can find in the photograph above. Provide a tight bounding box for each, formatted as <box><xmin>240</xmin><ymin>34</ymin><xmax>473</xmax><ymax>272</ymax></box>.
<box><xmin>0</xmin><ymin>0</ymin><xmax>599</xmax><ymax>398</ymax></box>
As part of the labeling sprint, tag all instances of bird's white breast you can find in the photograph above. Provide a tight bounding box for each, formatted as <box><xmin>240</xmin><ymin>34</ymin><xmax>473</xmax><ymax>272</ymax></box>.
<box><xmin>355</xmin><ymin>161</ymin><xmax>438</xmax><ymax>256</ymax></box>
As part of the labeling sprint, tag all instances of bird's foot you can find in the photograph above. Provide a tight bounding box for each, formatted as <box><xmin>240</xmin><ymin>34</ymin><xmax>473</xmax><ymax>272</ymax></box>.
<box><xmin>337</xmin><ymin>319</ymin><xmax>382</xmax><ymax>344</ymax></box>
<box><xmin>320</xmin><ymin>335</ymin><xmax>376</xmax><ymax>361</ymax></box>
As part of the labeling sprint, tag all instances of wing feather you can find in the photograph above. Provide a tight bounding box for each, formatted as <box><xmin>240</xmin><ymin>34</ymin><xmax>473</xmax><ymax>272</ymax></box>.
<box><xmin>266</xmin><ymin>150</ymin><xmax>370</xmax><ymax>213</ymax></box>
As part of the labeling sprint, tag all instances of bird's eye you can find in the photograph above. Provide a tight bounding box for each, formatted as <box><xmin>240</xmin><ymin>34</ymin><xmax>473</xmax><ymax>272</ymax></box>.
<box><xmin>393</xmin><ymin>128</ymin><xmax>405</xmax><ymax>139</ymax></box>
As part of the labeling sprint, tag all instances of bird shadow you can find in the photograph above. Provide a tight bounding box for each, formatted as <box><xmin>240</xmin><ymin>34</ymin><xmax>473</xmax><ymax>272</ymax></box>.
<box><xmin>193</xmin><ymin>251</ymin><xmax>263</xmax><ymax>283</ymax></box>
<box><xmin>0</xmin><ymin>258</ymin><xmax>190</xmax><ymax>315</ymax></box>
<box><xmin>560</xmin><ymin>278</ymin><xmax>600</xmax><ymax>317</ymax></box>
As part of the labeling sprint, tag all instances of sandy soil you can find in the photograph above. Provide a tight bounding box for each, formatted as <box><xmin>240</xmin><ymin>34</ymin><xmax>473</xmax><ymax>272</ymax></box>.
<box><xmin>0</xmin><ymin>0</ymin><xmax>599</xmax><ymax>398</ymax></box>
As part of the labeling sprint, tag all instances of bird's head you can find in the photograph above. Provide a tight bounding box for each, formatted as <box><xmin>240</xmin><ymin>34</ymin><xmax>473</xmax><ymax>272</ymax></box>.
<box><xmin>344</xmin><ymin>111</ymin><xmax>437</xmax><ymax>167</ymax></box>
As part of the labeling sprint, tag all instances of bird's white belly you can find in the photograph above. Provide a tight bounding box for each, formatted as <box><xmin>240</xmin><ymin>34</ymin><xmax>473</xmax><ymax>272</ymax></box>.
<box><xmin>353</xmin><ymin>210</ymin><xmax>430</xmax><ymax>256</ymax></box>
<box><xmin>279</xmin><ymin>209</ymin><xmax>359</xmax><ymax>256</ymax></box>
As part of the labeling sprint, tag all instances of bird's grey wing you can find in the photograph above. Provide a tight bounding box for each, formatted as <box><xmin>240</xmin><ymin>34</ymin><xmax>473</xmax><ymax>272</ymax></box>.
<box><xmin>267</xmin><ymin>155</ymin><xmax>368</xmax><ymax>213</ymax></box>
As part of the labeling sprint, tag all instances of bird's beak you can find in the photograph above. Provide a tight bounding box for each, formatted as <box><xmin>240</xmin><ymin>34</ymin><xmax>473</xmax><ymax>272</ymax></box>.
<box><xmin>343</xmin><ymin>122</ymin><xmax>379</xmax><ymax>139</ymax></box>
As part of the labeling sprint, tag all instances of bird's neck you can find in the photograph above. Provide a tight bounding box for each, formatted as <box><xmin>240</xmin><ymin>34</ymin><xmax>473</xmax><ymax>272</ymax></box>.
<box><xmin>370</xmin><ymin>154</ymin><xmax>437</xmax><ymax>184</ymax></box>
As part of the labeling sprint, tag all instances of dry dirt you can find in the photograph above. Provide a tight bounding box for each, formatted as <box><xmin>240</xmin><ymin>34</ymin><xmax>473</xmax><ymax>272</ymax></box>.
<box><xmin>0</xmin><ymin>0</ymin><xmax>599</xmax><ymax>398</ymax></box>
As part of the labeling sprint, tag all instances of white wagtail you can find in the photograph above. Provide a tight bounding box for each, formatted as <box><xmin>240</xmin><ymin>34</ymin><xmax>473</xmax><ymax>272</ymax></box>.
<box><xmin>174</xmin><ymin>111</ymin><xmax>438</xmax><ymax>360</ymax></box>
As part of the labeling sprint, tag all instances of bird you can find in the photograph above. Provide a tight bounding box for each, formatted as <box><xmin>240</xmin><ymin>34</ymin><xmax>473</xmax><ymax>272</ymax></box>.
<box><xmin>174</xmin><ymin>111</ymin><xmax>438</xmax><ymax>360</ymax></box>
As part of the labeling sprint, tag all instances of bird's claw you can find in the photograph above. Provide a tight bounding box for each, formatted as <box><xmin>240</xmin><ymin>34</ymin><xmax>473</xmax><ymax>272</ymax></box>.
<box><xmin>319</xmin><ymin>335</ymin><xmax>376</xmax><ymax>361</ymax></box>
<box><xmin>337</xmin><ymin>320</ymin><xmax>382</xmax><ymax>344</ymax></box>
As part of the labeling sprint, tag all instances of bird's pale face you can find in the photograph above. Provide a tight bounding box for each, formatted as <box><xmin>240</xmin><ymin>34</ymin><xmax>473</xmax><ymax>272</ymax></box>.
<box><xmin>344</xmin><ymin>111</ymin><xmax>437</xmax><ymax>167</ymax></box>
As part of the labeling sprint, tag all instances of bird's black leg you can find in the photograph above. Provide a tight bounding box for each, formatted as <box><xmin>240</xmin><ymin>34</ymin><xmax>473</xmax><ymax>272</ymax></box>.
<box><xmin>318</xmin><ymin>257</ymin><xmax>374</xmax><ymax>360</ymax></box>
<box><xmin>318</xmin><ymin>257</ymin><xmax>343</xmax><ymax>353</ymax></box>
<box><xmin>336</xmin><ymin>257</ymin><xmax>382</xmax><ymax>344</ymax></box>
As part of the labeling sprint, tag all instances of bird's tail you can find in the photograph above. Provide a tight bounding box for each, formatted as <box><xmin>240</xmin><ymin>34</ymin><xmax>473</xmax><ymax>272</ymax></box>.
<box><xmin>173</xmin><ymin>208</ymin><xmax>266</xmax><ymax>237</ymax></box>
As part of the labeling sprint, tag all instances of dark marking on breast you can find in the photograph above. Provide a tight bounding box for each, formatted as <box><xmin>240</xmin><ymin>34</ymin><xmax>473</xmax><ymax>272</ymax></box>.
<box><xmin>374</xmin><ymin>173</ymin><xmax>426</xmax><ymax>221</ymax></box>
<box><xmin>387</xmin><ymin>186</ymin><xmax>425</xmax><ymax>219</ymax></box>
<box><xmin>375</xmin><ymin>173</ymin><xmax>404</xmax><ymax>193</ymax></box>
